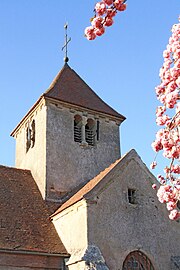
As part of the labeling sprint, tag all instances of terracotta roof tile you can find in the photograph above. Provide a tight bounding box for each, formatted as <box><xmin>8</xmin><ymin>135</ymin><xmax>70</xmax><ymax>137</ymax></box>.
<box><xmin>0</xmin><ymin>165</ymin><xmax>68</xmax><ymax>255</ymax></box>
<box><xmin>51</xmin><ymin>158</ymin><xmax>120</xmax><ymax>217</ymax></box>
<box><xmin>44</xmin><ymin>64</ymin><xmax>125</xmax><ymax>120</ymax></box>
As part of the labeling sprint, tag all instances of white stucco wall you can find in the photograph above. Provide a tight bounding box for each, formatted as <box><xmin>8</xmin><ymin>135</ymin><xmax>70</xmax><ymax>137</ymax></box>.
<box><xmin>52</xmin><ymin>199</ymin><xmax>88</xmax><ymax>256</ymax></box>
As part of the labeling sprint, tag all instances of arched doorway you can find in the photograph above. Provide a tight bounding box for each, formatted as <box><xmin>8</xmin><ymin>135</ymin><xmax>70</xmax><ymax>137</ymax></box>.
<box><xmin>122</xmin><ymin>250</ymin><xmax>155</xmax><ymax>270</ymax></box>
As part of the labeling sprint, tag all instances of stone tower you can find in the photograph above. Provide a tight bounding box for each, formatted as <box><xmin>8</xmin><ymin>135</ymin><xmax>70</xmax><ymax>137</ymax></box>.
<box><xmin>11</xmin><ymin>64</ymin><xmax>125</xmax><ymax>201</ymax></box>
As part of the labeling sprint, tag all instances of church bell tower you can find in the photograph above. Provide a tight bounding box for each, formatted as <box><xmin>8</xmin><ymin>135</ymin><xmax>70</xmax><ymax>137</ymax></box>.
<box><xmin>11</xmin><ymin>63</ymin><xmax>125</xmax><ymax>201</ymax></box>
<box><xmin>11</xmin><ymin>24</ymin><xmax>125</xmax><ymax>202</ymax></box>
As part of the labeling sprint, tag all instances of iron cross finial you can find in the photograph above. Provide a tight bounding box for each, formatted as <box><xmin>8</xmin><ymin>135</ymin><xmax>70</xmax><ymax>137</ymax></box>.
<box><xmin>62</xmin><ymin>23</ymin><xmax>71</xmax><ymax>63</ymax></box>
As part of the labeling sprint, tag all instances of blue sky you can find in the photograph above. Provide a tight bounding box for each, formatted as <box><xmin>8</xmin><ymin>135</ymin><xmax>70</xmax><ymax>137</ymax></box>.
<box><xmin>0</xmin><ymin>0</ymin><xmax>179</xmax><ymax>178</ymax></box>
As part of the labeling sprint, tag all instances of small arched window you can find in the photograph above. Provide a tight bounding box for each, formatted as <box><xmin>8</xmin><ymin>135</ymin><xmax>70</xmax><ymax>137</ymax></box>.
<box><xmin>85</xmin><ymin>118</ymin><xmax>95</xmax><ymax>146</ymax></box>
<box><xmin>74</xmin><ymin>115</ymin><xmax>82</xmax><ymax>143</ymax></box>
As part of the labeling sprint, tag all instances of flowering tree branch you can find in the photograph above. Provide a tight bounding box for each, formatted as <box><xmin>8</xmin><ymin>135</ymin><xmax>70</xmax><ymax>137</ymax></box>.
<box><xmin>84</xmin><ymin>0</ymin><xmax>127</xmax><ymax>40</ymax></box>
<box><xmin>151</xmin><ymin>17</ymin><xmax>180</xmax><ymax>220</ymax></box>
<box><xmin>86</xmin><ymin>2</ymin><xmax>180</xmax><ymax>221</ymax></box>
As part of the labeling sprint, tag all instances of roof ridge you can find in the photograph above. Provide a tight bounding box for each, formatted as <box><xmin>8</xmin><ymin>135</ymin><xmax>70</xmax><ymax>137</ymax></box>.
<box><xmin>0</xmin><ymin>165</ymin><xmax>31</xmax><ymax>173</ymax></box>
<box><xmin>45</xmin><ymin>63</ymin><xmax>68</xmax><ymax>93</ymax></box>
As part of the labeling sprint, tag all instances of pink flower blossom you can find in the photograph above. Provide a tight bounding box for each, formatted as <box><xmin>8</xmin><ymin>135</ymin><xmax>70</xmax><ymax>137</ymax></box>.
<box><xmin>157</xmin><ymin>185</ymin><xmax>178</xmax><ymax>204</ymax></box>
<box><xmin>118</xmin><ymin>3</ymin><xmax>127</xmax><ymax>11</ymax></box>
<box><xmin>84</xmin><ymin>26</ymin><xmax>96</xmax><ymax>40</ymax></box>
<box><xmin>106</xmin><ymin>8</ymin><xmax>117</xmax><ymax>17</ymax></box>
<box><xmin>85</xmin><ymin>0</ymin><xmax>127</xmax><ymax>40</ymax></box>
<box><xmin>156</xmin><ymin>106</ymin><xmax>166</xmax><ymax>117</ymax></box>
<box><xmin>103</xmin><ymin>0</ymin><xmax>114</xmax><ymax>5</ymax></box>
<box><xmin>167</xmin><ymin>201</ymin><xmax>177</xmax><ymax>211</ymax></box>
<box><xmin>152</xmin><ymin>184</ymin><xmax>157</xmax><ymax>190</ymax></box>
<box><xmin>91</xmin><ymin>17</ymin><xmax>104</xmax><ymax>29</ymax></box>
<box><xmin>114</xmin><ymin>0</ymin><xmax>127</xmax><ymax>11</ymax></box>
<box><xmin>169</xmin><ymin>209</ymin><xmax>180</xmax><ymax>220</ymax></box>
<box><xmin>150</xmin><ymin>161</ymin><xmax>157</xmax><ymax>169</ymax></box>
<box><xmin>163</xmin><ymin>49</ymin><xmax>170</xmax><ymax>59</ymax></box>
<box><xmin>171</xmin><ymin>165</ymin><xmax>180</xmax><ymax>174</ymax></box>
<box><xmin>94</xmin><ymin>26</ymin><xmax>105</xmax><ymax>36</ymax></box>
<box><xmin>157</xmin><ymin>174</ymin><xmax>166</xmax><ymax>184</ymax></box>
<box><xmin>151</xmin><ymin>140</ymin><xmax>163</xmax><ymax>152</ymax></box>
<box><xmin>95</xmin><ymin>2</ymin><xmax>106</xmax><ymax>16</ymax></box>
<box><xmin>164</xmin><ymin>167</ymin><xmax>170</xmax><ymax>174</ymax></box>
<box><xmin>156</xmin><ymin>115</ymin><xmax>170</xmax><ymax>126</ymax></box>
<box><xmin>104</xmin><ymin>16</ymin><xmax>114</xmax><ymax>27</ymax></box>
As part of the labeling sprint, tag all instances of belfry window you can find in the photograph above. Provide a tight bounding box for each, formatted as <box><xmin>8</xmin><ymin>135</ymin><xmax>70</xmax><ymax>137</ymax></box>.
<box><xmin>26</xmin><ymin>120</ymin><xmax>35</xmax><ymax>152</ymax></box>
<box><xmin>31</xmin><ymin>120</ymin><xmax>35</xmax><ymax>147</ymax></box>
<box><xmin>26</xmin><ymin>126</ymin><xmax>31</xmax><ymax>152</ymax></box>
<box><xmin>74</xmin><ymin>115</ymin><xmax>82</xmax><ymax>143</ymax></box>
<box><xmin>96</xmin><ymin>120</ymin><xmax>100</xmax><ymax>141</ymax></box>
<box><xmin>85</xmin><ymin>118</ymin><xmax>95</xmax><ymax>146</ymax></box>
<box><xmin>74</xmin><ymin>115</ymin><xmax>99</xmax><ymax>146</ymax></box>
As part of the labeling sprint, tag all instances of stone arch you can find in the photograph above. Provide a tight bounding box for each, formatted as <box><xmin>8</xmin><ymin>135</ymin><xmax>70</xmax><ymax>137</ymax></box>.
<box><xmin>122</xmin><ymin>250</ymin><xmax>155</xmax><ymax>270</ymax></box>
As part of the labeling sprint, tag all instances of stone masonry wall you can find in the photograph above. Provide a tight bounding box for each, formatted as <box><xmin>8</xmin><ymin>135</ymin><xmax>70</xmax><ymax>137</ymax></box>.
<box><xmin>14</xmin><ymin>99</ymin><xmax>47</xmax><ymax>199</ymax></box>
<box><xmin>46</xmin><ymin>101</ymin><xmax>121</xmax><ymax>200</ymax></box>
<box><xmin>86</xmin><ymin>157</ymin><xmax>180</xmax><ymax>270</ymax></box>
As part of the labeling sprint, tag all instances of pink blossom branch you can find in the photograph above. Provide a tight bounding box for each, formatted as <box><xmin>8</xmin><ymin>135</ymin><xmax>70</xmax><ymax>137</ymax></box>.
<box><xmin>85</xmin><ymin>0</ymin><xmax>127</xmax><ymax>40</ymax></box>
<box><xmin>151</xmin><ymin>16</ymin><xmax>180</xmax><ymax>220</ymax></box>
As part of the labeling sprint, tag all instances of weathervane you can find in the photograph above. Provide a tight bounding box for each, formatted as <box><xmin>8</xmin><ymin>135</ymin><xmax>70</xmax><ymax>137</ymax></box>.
<box><xmin>62</xmin><ymin>23</ymin><xmax>71</xmax><ymax>63</ymax></box>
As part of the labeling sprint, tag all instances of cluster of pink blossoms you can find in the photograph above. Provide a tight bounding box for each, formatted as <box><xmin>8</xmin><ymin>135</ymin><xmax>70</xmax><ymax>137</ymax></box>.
<box><xmin>157</xmin><ymin>185</ymin><xmax>180</xmax><ymax>220</ymax></box>
<box><xmin>151</xmin><ymin>17</ymin><xmax>180</xmax><ymax>220</ymax></box>
<box><xmin>85</xmin><ymin>0</ymin><xmax>127</xmax><ymax>40</ymax></box>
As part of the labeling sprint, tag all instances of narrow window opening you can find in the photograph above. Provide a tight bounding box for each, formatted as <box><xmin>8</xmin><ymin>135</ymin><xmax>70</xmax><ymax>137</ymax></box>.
<box><xmin>74</xmin><ymin>115</ymin><xmax>82</xmax><ymax>143</ymax></box>
<box><xmin>26</xmin><ymin>126</ymin><xmax>31</xmax><ymax>152</ymax></box>
<box><xmin>96</xmin><ymin>120</ymin><xmax>100</xmax><ymax>141</ymax></box>
<box><xmin>26</xmin><ymin>120</ymin><xmax>35</xmax><ymax>153</ymax></box>
<box><xmin>31</xmin><ymin>120</ymin><xmax>35</xmax><ymax>148</ymax></box>
<box><xmin>128</xmin><ymin>189</ymin><xmax>136</xmax><ymax>204</ymax></box>
<box><xmin>85</xmin><ymin>118</ymin><xmax>95</xmax><ymax>146</ymax></box>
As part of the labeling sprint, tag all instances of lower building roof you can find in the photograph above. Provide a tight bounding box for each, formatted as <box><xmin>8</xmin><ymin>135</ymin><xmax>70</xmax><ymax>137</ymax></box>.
<box><xmin>0</xmin><ymin>165</ymin><xmax>68</xmax><ymax>256</ymax></box>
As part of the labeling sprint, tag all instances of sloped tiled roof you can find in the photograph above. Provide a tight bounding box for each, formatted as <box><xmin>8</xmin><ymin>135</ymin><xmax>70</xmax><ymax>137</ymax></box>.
<box><xmin>51</xmin><ymin>158</ymin><xmax>121</xmax><ymax>217</ymax></box>
<box><xmin>44</xmin><ymin>64</ymin><xmax>125</xmax><ymax>120</ymax></box>
<box><xmin>0</xmin><ymin>165</ymin><xmax>68</xmax><ymax>255</ymax></box>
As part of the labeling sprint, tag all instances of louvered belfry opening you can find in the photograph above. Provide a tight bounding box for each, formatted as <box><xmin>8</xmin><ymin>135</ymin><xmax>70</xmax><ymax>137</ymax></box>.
<box><xmin>85</xmin><ymin>118</ymin><xmax>95</xmax><ymax>146</ymax></box>
<box><xmin>74</xmin><ymin>115</ymin><xmax>82</xmax><ymax>143</ymax></box>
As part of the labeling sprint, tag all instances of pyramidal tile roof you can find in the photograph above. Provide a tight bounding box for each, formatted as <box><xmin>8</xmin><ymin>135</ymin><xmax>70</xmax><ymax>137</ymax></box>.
<box><xmin>44</xmin><ymin>63</ymin><xmax>125</xmax><ymax>120</ymax></box>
